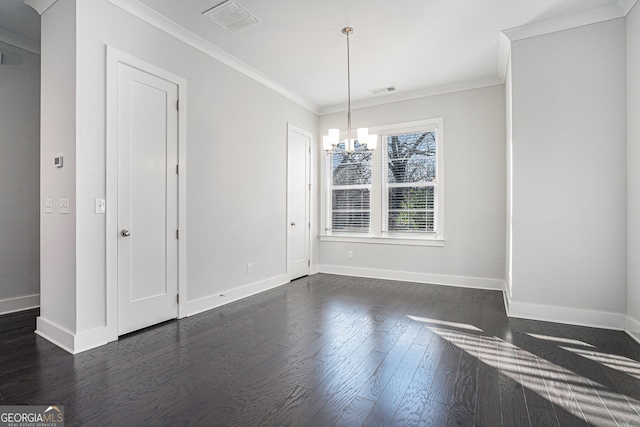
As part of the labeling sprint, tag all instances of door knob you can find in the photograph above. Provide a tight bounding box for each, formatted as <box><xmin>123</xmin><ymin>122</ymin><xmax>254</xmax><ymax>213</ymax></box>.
<box><xmin>121</xmin><ymin>229</ymin><xmax>131</xmax><ymax>237</ymax></box>
<box><xmin>291</xmin><ymin>222</ymin><xmax>296</xmax><ymax>227</ymax></box>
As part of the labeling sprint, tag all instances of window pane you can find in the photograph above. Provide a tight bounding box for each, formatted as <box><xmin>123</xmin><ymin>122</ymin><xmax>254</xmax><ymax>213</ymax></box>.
<box><xmin>327</xmin><ymin>141</ymin><xmax>371</xmax><ymax>232</ymax></box>
<box><xmin>332</xmin><ymin>188</ymin><xmax>370</xmax><ymax>231</ymax></box>
<box><xmin>333</xmin><ymin>188</ymin><xmax>370</xmax><ymax>211</ymax></box>
<box><xmin>387</xmin><ymin>131</ymin><xmax>436</xmax><ymax>184</ymax></box>
<box><xmin>388</xmin><ymin>211</ymin><xmax>434</xmax><ymax>232</ymax></box>
<box><xmin>387</xmin><ymin>186</ymin><xmax>435</xmax><ymax>232</ymax></box>
<box><xmin>332</xmin><ymin>142</ymin><xmax>371</xmax><ymax>185</ymax></box>
<box><xmin>332</xmin><ymin>211</ymin><xmax>371</xmax><ymax>231</ymax></box>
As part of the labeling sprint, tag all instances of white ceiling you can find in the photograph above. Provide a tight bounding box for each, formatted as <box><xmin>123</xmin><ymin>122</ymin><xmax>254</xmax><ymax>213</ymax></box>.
<box><xmin>136</xmin><ymin>0</ymin><xmax>621</xmax><ymax>110</ymax></box>
<box><xmin>0</xmin><ymin>0</ymin><xmax>626</xmax><ymax>111</ymax></box>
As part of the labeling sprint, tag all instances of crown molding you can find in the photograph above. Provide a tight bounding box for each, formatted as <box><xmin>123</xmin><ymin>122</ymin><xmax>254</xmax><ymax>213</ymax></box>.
<box><xmin>319</xmin><ymin>76</ymin><xmax>503</xmax><ymax>116</ymax></box>
<box><xmin>0</xmin><ymin>28</ymin><xmax>40</xmax><ymax>55</ymax></box>
<box><xmin>502</xmin><ymin>3</ymin><xmax>627</xmax><ymax>42</ymax></box>
<box><xmin>24</xmin><ymin>0</ymin><xmax>57</xmax><ymax>15</ymax></box>
<box><xmin>107</xmin><ymin>0</ymin><xmax>319</xmax><ymax>114</ymax></box>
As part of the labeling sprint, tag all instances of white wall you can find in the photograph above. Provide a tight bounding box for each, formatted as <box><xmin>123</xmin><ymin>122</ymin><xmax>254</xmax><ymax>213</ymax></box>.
<box><xmin>318</xmin><ymin>85</ymin><xmax>506</xmax><ymax>289</ymax></box>
<box><xmin>38</xmin><ymin>0</ymin><xmax>317</xmax><ymax>352</ymax></box>
<box><xmin>627</xmin><ymin>3</ymin><xmax>640</xmax><ymax>341</ymax></box>
<box><xmin>0</xmin><ymin>40</ymin><xmax>40</xmax><ymax>314</ymax></box>
<box><xmin>38</xmin><ymin>0</ymin><xmax>77</xmax><ymax>339</ymax></box>
<box><xmin>509</xmin><ymin>18</ymin><xmax>628</xmax><ymax>328</ymax></box>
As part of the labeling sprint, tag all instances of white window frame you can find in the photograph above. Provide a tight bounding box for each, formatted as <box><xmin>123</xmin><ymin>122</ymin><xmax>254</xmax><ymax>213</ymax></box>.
<box><xmin>320</xmin><ymin>118</ymin><xmax>444</xmax><ymax>247</ymax></box>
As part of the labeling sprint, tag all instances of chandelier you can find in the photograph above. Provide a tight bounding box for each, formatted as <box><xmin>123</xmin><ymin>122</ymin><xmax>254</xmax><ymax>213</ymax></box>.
<box><xmin>323</xmin><ymin>27</ymin><xmax>378</xmax><ymax>154</ymax></box>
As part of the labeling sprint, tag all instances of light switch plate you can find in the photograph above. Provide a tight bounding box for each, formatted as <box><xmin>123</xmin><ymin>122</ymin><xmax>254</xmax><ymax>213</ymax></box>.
<box><xmin>94</xmin><ymin>198</ymin><xmax>105</xmax><ymax>214</ymax></box>
<box><xmin>59</xmin><ymin>198</ymin><xmax>69</xmax><ymax>214</ymax></box>
<box><xmin>45</xmin><ymin>198</ymin><xmax>53</xmax><ymax>214</ymax></box>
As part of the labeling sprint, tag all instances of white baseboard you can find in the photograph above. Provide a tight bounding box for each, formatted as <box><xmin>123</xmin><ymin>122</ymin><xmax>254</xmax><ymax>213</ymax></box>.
<box><xmin>36</xmin><ymin>316</ymin><xmax>116</xmax><ymax>354</ymax></box>
<box><xmin>318</xmin><ymin>265</ymin><xmax>505</xmax><ymax>291</ymax></box>
<box><xmin>626</xmin><ymin>315</ymin><xmax>640</xmax><ymax>344</ymax></box>
<box><xmin>507</xmin><ymin>299</ymin><xmax>627</xmax><ymax>331</ymax></box>
<box><xmin>186</xmin><ymin>274</ymin><xmax>290</xmax><ymax>317</ymax></box>
<box><xmin>0</xmin><ymin>294</ymin><xmax>40</xmax><ymax>315</ymax></box>
<box><xmin>35</xmin><ymin>316</ymin><xmax>75</xmax><ymax>353</ymax></box>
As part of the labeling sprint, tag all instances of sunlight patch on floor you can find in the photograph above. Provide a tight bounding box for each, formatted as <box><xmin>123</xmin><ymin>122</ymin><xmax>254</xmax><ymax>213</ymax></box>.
<box><xmin>560</xmin><ymin>345</ymin><xmax>640</xmax><ymax>381</ymax></box>
<box><xmin>409</xmin><ymin>316</ymin><xmax>640</xmax><ymax>427</ymax></box>
<box><xmin>527</xmin><ymin>333</ymin><xmax>596</xmax><ymax>348</ymax></box>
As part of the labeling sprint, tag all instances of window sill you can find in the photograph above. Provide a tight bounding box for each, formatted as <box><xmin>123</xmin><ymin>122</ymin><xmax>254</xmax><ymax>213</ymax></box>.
<box><xmin>319</xmin><ymin>234</ymin><xmax>445</xmax><ymax>247</ymax></box>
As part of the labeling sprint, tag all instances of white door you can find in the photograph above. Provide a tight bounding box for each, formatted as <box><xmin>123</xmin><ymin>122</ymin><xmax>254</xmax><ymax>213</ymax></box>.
<box><xmin>287</xmin><ymin>124</ymin><xmax>311</xmax><ymax>280</ymax></box>
<box><xmin>117</xmin><ymin>63</ymin><xmax>179</xmax><ymax>335</ymax></box>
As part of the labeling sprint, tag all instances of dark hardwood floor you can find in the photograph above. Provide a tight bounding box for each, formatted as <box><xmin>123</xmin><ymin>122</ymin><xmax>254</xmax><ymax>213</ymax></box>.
<box><xmin>2</xmin><ymin>273</ymin><xmax>640</xmax><ymax>426</ymax></box>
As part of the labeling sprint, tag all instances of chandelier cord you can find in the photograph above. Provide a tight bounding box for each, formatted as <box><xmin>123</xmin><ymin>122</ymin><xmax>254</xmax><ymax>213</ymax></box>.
<box><xmin>345</xmin><ymin>28</ymin><xmax>352</xmax><ymax>149</ymax></box>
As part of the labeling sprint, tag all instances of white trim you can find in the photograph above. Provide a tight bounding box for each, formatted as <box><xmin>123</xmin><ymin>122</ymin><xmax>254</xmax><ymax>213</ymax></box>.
<box><xmin>35</xmin><ymin>316</ymin><xmax>74</xmax><ymax>353</ymax></box>
<box><xmin>507</xmin><ymin>300</ymin><xmax>626</xmax><ymax>331</ymax></box>
<box><xmin>318</xmin><ymin>265</ymin><xmax>505</xmax><ymax>291</ymax></box>
<box><xmin>0</xmin><ymin>28</ymin><xmax>40</xmax><ymax>55</ymax></box>
<box><xmin>106</xmin><ymin>0</ymin><xmax>318</xmax><ymax>114</ymax></box>
<box><xmin>626</xmin><ymin>315</ymin><xmax>640</xmax><ymax>345</ymax></box>
<box><xmin>186</xmin><ymin>274</ymin><xmax>289</xmax><ymax>317</ymax></box>
<box><xmin>497</xmin><ymin>33</ymin><xmax>510</xmax><ymax>83</ymax></box>
<box><xmin>319</xmin><ymin>234</ymin><xmax>444</xmax><ymax>247</ymax></box>
<box><xmin>502</xmin><ymin>287</ymin><xmax>510</xmax><ymax>315</ymax></box>
<box><xmin>0</xmin><ymin>294</ymin><xmax>39</xmax><ymax>315</ymax></box>
<box><xmin>106</xmin><ymin>46</ymin><xmax>188</xmax><ymax>341</ymax></box>
<box><xmin>503</xmin><ymin>4</ymin><xmax>626</xmax><ymax>43</ymax></box>
<box><xmin>73</xmin><ymin>326</ymin><xmax>115</xmax><ymax>354</ymax></box>
<box><xmin>24</xmin><ymin>0</ymin><xmax>57</xmax><ymax>15</ymax></box>
<box><xmin>319</xmin><ymin>77</ymin><xmax>502</xmax><ymax>115</ymax></box>
<box><xmin>35</xmin><ymin>317</ymin><xmax>114</xmax><ymax>354</ymax></box>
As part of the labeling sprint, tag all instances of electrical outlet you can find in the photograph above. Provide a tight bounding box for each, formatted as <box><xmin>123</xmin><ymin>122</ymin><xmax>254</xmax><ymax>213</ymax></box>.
<box><xmin>347</xmin><ymin>251</ymin><xmax>353</xmax><ymax>259</ymax></box>
<box><xmin>247</xmin><ymin>263</ymin><xmax>252</xmax><ymax>274</ymax></box>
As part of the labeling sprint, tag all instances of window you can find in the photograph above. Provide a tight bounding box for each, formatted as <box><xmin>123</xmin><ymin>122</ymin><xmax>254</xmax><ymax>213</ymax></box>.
<box><xmin>325</xmin><ymin>141</ymin><xmax>372</xmax><ymax>232</ymax></box>
<box><xmin>382</xmin><ymin>130</ymin><xmax>437</xmax><ymax>233</ymax></box>
<box><xmin>322</xmin><ymin>119</ymin><xmax>443</xmax><ymax>245</ymax></box>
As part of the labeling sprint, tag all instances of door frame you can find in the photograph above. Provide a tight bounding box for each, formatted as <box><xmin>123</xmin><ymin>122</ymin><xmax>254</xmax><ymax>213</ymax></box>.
<box><xmin>286</xmin><ymin>123</ymin><xmax>312</xmax><ymax>280</ymax></box>
<box><xmin>106</xmin><ymin>47</ymin><xmax>187</xmax><ymax>341</ymax></box>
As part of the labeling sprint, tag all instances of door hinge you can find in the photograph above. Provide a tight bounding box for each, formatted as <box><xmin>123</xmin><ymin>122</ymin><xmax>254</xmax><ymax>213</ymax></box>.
<box><xmin>308</xmin><ymin>260</ymin><xmax>311</xmax><ymax>267</ymax></box>
<box><xmin>176</xmin><ymin>229</ymin><xmax>179</xmax><ymax>239</ymax></box>
<box><xmin>177</xmin><ymin>294</ymin><xmax>180</xmax><ymax>304</ymax></box>
<box><xmin>176</xmin><ymin>164</ymin><xmax>179</xmax><ymax>174</ymax></box>
<box><xmin>177</xmin><ymin>100</ymin><xmax>180</xmax><ymax>111</ymax></box>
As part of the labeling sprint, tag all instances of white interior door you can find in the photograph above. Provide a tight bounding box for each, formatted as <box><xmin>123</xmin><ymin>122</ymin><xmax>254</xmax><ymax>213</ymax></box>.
<box><xmin>287</xmin><ymin>124</ymin><xmax>311</xmax><ymax>280</ymax></box>
<box><xmin>117</xmin><ymin>63</ymin><xmax>178</xmax><ymax>335</ymax></box>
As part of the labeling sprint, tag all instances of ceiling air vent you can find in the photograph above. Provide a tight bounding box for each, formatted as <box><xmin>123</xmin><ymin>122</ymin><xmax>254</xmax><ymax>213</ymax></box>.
<box><xmin>369</xmin><ymin>86</ymin><xmax>397</xmax><ymax>95</ymax></box>
<box><xmin>203</xmin><ymin>1</ymin><xmax>259</xmax><ymax>33</ymax></box>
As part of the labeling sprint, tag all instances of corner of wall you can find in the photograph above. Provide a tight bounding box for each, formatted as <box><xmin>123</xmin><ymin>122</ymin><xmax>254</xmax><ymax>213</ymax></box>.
<box><xmin>36</xmin><ymin>316</ymin><xmax>116</xmax><ymax>354</ymax></box>
<box><xmin>626</xmin><ymin>315</ymin><xmax>640</xmax><ymax>344</ymax></box>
